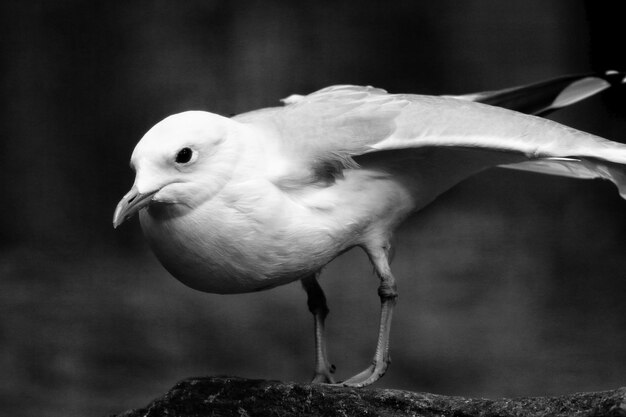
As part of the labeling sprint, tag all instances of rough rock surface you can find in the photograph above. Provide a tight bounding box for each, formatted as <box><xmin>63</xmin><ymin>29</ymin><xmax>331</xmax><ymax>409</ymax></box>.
<box><xmin>112</xmin><ymin>376</ymin><xmax>626</xmax><ymax>417</ymax></box>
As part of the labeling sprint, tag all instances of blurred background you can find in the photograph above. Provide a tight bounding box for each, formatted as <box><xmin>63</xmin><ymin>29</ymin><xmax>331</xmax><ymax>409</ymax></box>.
<box><xmin>1</xmin><ymin>1</ymin><xmax>626</xmax><ymax>416</ymax></box>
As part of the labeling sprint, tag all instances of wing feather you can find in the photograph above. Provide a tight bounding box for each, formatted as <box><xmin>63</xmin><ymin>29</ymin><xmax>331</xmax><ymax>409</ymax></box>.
<box><xmin>451</xmin><ymin>70</ymin><xmax>624</xmax><ymax>116</ymax></box>
<box><xmin>236</xmin><ymin>84</ymin><xmax>626</xmax><ymax>197</ymax></box>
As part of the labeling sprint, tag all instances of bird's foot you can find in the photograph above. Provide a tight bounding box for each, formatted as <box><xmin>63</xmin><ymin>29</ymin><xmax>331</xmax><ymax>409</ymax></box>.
<box><xmin>311</xmin><ymin>363</ymin><xmax>336</xmax><ymax>384</ymax></box>
<box><xmin>335</xmin><ymin>359</ymin><xmax>389</xmax><ymax>387</ymax></box>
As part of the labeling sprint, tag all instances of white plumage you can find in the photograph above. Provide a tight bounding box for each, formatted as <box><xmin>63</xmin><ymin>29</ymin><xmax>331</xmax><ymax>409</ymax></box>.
<box><xmin>114</xmin><ymin>75</ymin><xmax>626</xmax><ymax>386</ymax></box>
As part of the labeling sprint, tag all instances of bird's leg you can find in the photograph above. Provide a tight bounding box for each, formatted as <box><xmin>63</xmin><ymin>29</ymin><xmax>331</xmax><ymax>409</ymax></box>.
<box><xmin>301</xmin><ymin>273</ymin><xmax>336</xmax><ymax>384</ymax></box>
<box><xmin>341</xmin><ymin>244</ymin><xmax>397</xmax><ymax>387</ymax></box>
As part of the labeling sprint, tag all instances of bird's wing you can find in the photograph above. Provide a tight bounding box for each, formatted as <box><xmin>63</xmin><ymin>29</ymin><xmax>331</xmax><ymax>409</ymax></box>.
<box><xmin>449</xmin><ymin>70</ymin><xmax>625</xmax><ymax>116</ymax></box>
<box><xmin>236</xmin><ymin>85</ymin><xmax>410</xmax><ymax>186</ymax></box>
<box><xmin>452</xmin><ymin>70</ymin><xmax>626</xmax><ymax>194</ymax></box>
<box><xmin>238</xmin><ymin>85</ymin><xmax>626</xmax><ymax>197</ymax></box>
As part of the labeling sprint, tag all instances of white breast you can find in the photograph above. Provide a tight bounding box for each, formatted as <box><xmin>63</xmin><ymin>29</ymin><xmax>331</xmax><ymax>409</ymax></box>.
<box><xmin>138</xmin><ymin>182</ymin><xmax>344</xmax><ymax>294</ymax></box>
<box><xmin>139</xmin><ymin>166</ymin><xmax>417</xmax><ymax>294</ymax></box>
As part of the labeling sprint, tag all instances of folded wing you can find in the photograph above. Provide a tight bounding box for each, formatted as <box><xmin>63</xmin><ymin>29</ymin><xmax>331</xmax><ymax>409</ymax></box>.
<box><xmin>237</xmin><ymin>82</ymin><xmax>626</xmax><ymax>198</ymax></box>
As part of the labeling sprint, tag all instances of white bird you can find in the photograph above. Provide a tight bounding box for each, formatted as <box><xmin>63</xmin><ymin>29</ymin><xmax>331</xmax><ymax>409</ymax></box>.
<box><xmin>114</xmin><ymin>72</ymin><xmax>626</xmax><ymax>387</ymax></box>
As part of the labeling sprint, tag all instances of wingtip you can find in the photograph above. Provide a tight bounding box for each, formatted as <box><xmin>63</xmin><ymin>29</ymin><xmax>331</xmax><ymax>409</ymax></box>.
<box><xmin>602</xmin><ymin>69</ymin><xmax>626</xmax><ymax>85</ymax></box>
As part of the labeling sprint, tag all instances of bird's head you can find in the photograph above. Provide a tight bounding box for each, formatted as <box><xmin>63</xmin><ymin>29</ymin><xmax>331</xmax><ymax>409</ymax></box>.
<box><xmin>113</xmin><ymin>111</ymin><xmax>241</xmax><ymax>228</ymax></box>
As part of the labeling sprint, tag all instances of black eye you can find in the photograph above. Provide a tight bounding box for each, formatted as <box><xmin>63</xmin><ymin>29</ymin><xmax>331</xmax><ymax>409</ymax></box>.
<box><xmin>175</xmin><ymin>147</ymin><xmax>193</xmax><ymax>164</ymax></box>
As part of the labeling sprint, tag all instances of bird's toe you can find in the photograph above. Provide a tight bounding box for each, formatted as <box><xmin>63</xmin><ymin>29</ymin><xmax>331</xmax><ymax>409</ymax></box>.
<box><xmin>339</xmin><ymin>359</ymin><xmax>388</xmax><ymax>387</ymax></box>
<box><xmin>310</xmin><ymin>362</ymin><xmax>336</xmax><ymax>384</ymax></box>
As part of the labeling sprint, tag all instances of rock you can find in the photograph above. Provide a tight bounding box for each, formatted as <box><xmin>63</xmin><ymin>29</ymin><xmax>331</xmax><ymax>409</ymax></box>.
<box><xmin>111</xmin><ymin>376</ymin><xmax>626</xmax><ymax>417</ymax></box>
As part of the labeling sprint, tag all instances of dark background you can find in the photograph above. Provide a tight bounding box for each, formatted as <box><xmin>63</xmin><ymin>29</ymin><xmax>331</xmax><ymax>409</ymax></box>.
<box><xmin>1</xmin><ymin>1</ymin><xmax>626</xmax><ymax>416</ymax></box>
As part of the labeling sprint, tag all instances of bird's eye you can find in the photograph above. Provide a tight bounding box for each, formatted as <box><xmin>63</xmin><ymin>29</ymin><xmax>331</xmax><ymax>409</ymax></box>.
<box><xmin>175</xmin><ymin>147</ymin><xmax>193</xmax><ymax>164</ymax></box>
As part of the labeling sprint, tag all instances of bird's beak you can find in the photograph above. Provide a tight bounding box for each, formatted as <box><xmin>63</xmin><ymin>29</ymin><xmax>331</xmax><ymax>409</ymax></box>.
<box><xmin>113</xmin><ymin>185</ymin><xmax>158</xmax><ymax>228</ymax></box>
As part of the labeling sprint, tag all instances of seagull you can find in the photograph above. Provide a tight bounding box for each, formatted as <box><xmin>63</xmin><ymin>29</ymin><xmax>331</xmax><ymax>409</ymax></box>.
<box><xmin>114</xmin><ymin>71</ymin><xmax>626</xmax><ymax>387</ymax></box>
